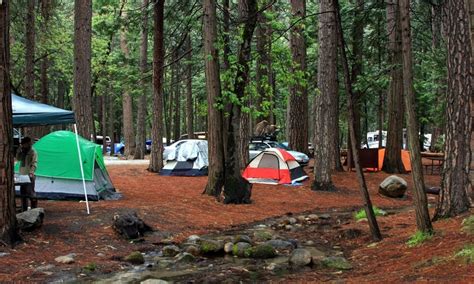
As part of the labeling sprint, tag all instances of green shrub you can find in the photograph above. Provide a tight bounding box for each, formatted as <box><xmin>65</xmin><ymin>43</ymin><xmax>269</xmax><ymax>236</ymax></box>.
<box><xmin>353</xmin><ymin>206</ymin><xmax>387</xmax><ymax>221</ymax></box>
<box><xmin>461</xmin><ymin>215</ymin><xmax>474</xmax><ymax>235</ymax></box>
<box><xmin>406</xmin><ymin>231</ymin><xmax>433</xmax><ymax>248</ymax></box>
<box><xmin>455</xmin><ymin>244</ymin><xmax>474</xmax><ymax>264</ymax></box>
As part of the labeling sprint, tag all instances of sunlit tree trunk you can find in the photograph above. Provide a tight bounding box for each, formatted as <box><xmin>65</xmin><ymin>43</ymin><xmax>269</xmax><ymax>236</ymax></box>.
<box><xmin>149</xmin><ymin>0</ymin><xmax>165</xmax><ymax>172</ymax></box>
<box><xmin>203</xmin><ymin>0</ymin><xmax>225</xmax><ymax>196</ymax></box>
<box><xmin>0</xmin><ymin>0</ymin><xmax>18</xmax><ymax>246</ymax></box>
<box><xmin>313</xmin><ymin>0</ymin><xmax>336</xmax><ymax>191</ymax></box>
<box><xmin>399</xmin><ymin>0</ymin><xmax>433</xmax><ymax>232</ymax></box>
<box><xmin>383</xmin><ymin>0</ymin><xmax>405</xmax><ymax>173</ymax></box>
<box><xmin>134</xmin><ymin>0</ymin><xmax>149</xmax><ymax>159</ymax></box>
<box><xmin>434</xmin><ymin>0</ymin><xmax>472</xmax><ymax>218</ymax></box>
<box><xmin>73</xmin><ymin>0</ymin><xmax>94</xmax><ymax>138</ymax></box>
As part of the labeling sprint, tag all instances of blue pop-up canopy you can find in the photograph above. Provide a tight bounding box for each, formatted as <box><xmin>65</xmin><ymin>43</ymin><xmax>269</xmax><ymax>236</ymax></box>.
<box><xmin>12</xmin><ymin>93</ymin><xmax>75</xmax><ymax>127</ymax></box>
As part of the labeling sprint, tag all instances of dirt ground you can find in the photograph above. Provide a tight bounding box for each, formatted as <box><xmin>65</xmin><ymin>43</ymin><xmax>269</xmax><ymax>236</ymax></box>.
<box><xmin>0</xmin><ymin>164</ymin><xmax>472</xmax><ymax>282</ymax></box>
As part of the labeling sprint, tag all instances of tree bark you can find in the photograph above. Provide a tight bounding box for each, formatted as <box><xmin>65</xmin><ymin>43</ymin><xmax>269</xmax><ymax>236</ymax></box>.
<box><xmin>399</xmin><ymin>0</ymin><xmax>433</xmax><ymax>232</ymax></box>
<box><xmin>222</xmin><ymin>0</ymin><xmax>257</xmax><ymax>204</ymax></box>
<box><xmin>335</xmin><ymin>0</ymin><xmax>382</xmax><ymax>241</ymax></box>
<box><xmin>25</xmin><ymin>0</ymin><xmax>35</xmax><ymax>100</ymax></box>
<box><xmin>101</xmin><ymin>95</ymin><xmax>107</xmax><ymax>154</ymax></box>
<box><xmin>434</xmin><ymin>0</ymin><xmax>472</xmax><ymax>218</ymax></box>
<box><xmin>313</xmin><ymin>0</ymin><xmax>336</xmax><ymax>191</ymax></box>
<box><xmin>149</xmin><ymin>0</ymin><xmax>165</xmax><ymax>172</ymax></box>
<box><xmin>172</xmin><ymin>49</ymin><xmax>181</xmax><ymax>142</ymax></box>
<box><xmin>287</xmin><ymin>0</ymin><xmax>309</xmax><ymax>155</ymax></box>
<box><xmin>73</xmin><ymin>0</ymin><xmax>94</xmax><ymax>139</ymax></box>
<box><xmin>185</xmin><ymin>33</ymin><xmax>194</xmax><ymax>139</ymax></box>
<box><xmin>120</xmin><ymin>5</ymin><xmax>136</xmax><ymax>158</ymax></box>
<box><xmin>383</xmin><ymin>0</ymin><xmax>405</xmax><ymax>173</ymax></box>
<box><xmin>108</xmin><ymin>94</ymin><xmax>116</xmax><ymax>155</ymax></box>
<box><xmin>0</xmin><ymin>0</ymin><xmax>19</xmax><ymax>246</ymax></box>
<box><xmin>203</xmin><ymin>0</ymin><xmax>225</xmax><ymax>197</ymax></box>
<box><xmin>134</xmin><ymin>0</ymin><xmax>149</xmax><ymax>159</ymax></box>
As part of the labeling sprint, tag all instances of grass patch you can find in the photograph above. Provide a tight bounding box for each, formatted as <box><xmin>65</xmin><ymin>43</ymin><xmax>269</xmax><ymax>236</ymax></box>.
<box><xmin>406</xmin><ymin>231</ymin><xmax>433</xmax><ymax>248</ymax></box>
<box><xmin>353</xmin><ymin>206</ymin><xmax>387</xmax><ymax>221</ymax></box>
<box><xmin>461</xmin><ymin>215</ymin><xmax>474</xmax><ymax>235</ymax></box>
<box><xmin>83</xmin><ymin>262</ymin><xmax>97</xmax><ymax>272</ymax></box>
<box><xmin>455</xmin><ymin>244</ymin><xmax>474</xmax><ymax>264</ymax></box>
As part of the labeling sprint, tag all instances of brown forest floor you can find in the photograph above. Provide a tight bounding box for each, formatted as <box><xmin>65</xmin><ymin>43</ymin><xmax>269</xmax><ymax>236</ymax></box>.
<box><xmin>0</xmin><ymin>163</ymin><xmax>472</xmax><ymax>282</ymax></box>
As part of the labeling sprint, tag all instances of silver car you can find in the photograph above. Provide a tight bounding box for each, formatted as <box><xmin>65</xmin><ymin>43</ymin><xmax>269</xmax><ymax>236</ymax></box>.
<box><xmin>249</xmin><ymin>141</ymin><xmax>309</xmax><ymax>166</ymax></box>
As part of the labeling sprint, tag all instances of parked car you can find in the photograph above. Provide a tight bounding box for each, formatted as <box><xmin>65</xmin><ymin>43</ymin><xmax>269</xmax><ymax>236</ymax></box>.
<box><xmin>281</xmin><ymin>141</ymin><xmax>314</xmax><ymax>156</ymax></box>
<box><xmin>249</xmin><ymin>140</ymin><xmax>309</xmax><ymax>166</ymax></box>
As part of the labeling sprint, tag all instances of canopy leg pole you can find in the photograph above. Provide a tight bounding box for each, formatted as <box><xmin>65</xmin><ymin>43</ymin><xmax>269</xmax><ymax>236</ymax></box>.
<box><xmin>74</xmin><ymin>124</ymin><xmax>90</xmax><ymax>214</ymax></box>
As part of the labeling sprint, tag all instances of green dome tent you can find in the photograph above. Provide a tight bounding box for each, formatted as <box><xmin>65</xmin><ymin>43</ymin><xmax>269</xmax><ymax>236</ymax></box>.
<box><xmin>15</xmin><ymin>131</ymin><xmax>117</xmax><ymax>201</ymax></box>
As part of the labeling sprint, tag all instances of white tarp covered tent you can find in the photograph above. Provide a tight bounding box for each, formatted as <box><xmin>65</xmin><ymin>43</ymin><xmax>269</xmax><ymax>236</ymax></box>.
<box><xmin>160</xmin><ymin>140</ymin><xmax>208</xmax><ymax>176</ymax></box>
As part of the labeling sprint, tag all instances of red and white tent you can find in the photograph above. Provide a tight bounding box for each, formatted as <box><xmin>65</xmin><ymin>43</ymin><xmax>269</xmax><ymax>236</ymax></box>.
<box><xmin>242</xmin><ymin>148</ymin><xmax>308</xmax><ymax>185</ymax></box>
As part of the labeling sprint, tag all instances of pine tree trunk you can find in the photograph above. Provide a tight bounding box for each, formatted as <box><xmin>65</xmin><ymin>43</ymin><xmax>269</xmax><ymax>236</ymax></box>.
<box><xmin>101</xmin><ymin>95</ymin><xmax>107</xmax><ymax>154</ymax></box>
<box><xmin>313</xmin><ymin>0</ymin><xmax>336</xmax><ymax>191</ymax></box>
<box><xmin>172</xmin><ymin>50</ymin><xmax>181</xmax><ymax>142</ymax></box>
<box><xmin>203</xmin><ymin>0</ymin><xmax>225</xmax><ymax>197</ymax></box>
<box><xmin>335</xmin><ymin>0</ymin><xmax>382</xmax><ymax>241</ymax></box>
<box><xmin>120</xmin><ymin>6</ymin><xmax>136</xmax><ymax>158</ymax></box>
<box><xmin>399</xmin><ymin>0</ymin><xmax>433</xmax><ymax>232</ymax></box>
<box><xmin>108</xmin><ymin>94</ymin><xmax>116</xmax><ymax>155</ymax></box>
<box><xmin>149</xmin><ymin>0</ymin><xmax>165</xmax><ymax>172</ymax></box>
<box><xmin>287</xmin><ymin>0</ymin><xmax>308</xmax><ymax>154</ymax></box>
<box><xmin>383</xmin><ymin>0</ymin><xmax>405</xmax><ymax>173</ymax></box>
<box><xmin>0</xmin><ymin>0</ymin><xmax>18</xmax><ymax>246</ymax></box>
<box><xmin>73</xmin><ymin>0</ymin><xmax>94</xmax><ymax>139</ymax></box>
<box><xmin>222</xmin><ymin>0</ymin><xmax>257</xmax><ymax>204</ymax></box>
<box><xmin>25</xmin><ymin>0</ymin><xmax>35</xmax><ymax>100</ymax></box>
<box><xmin>134</xmin><ymin>0</ymin><xmax>149</xmax><ymax>159</ymax></box>
<box><xmin>165</xmin><ymin>70</ymin><xmax>173</xmax><ymax>145</ymax></box>
<box><xmin>185</xmin><ymin>33</ymin><xmax>194</xmax><ymax>139</ymax></box>
<box><xmin>434</xmin><ymin>0</ymin><xmax>472</xmax><ymax>218</ymax></box>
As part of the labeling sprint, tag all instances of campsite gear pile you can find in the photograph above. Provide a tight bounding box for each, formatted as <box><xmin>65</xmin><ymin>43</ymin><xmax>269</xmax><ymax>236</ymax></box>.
<box><xmin>15</xmin><ymin>131</ymin><xmax>118</xmax><ymax>200</ymax></box>
<box><xmin>242</xmin><ymin>148</ymin><xmax>308</xmax><ymax>185</ymax></box>
<box><xmin>160</xmin><ymin>140</ymin><xmax>209</xmax><ymax>176</ymax></box>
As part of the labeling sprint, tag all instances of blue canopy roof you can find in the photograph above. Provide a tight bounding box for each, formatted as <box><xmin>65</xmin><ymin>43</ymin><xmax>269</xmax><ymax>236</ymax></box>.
<box><xmin>12</xmin><ymin>94</ymin><xmax>75</xmax><ymax>127</ymax></box>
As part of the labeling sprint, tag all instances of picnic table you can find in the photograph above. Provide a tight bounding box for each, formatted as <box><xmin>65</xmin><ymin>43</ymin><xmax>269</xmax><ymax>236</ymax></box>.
<box><xmin>421</xmin><ymin>152</ymin><xmax>444</xmax><ymax>175</ymax></box>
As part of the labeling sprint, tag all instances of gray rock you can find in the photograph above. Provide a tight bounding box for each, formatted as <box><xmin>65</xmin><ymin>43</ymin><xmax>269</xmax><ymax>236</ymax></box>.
<box><xmin>35</xmin><ymin>264</ymin><xmax>55</xmax><ymax>272</ymax></box>
<box><xmin>319</xmin><ymin>214</ymin><xmax>331</xmax><ymax>220</ymax></box>
<box><xmin>0</xmin><ymin>252</ymin><xmax>9</xmax><ymax>257</ymax></box>
<box><xmin>289</xmin><ymin>249</ymin><xmax>312</xmax><ymax>266</ymax></box>
<box><xmin>175</xmin><ymin>252</ymin><xmax>195</xmax><ymax>263</ymax></box>
<box><xmin>234</xmin><ymin>234</ymin><xmax>252</xmax><ymax>244</ymax></box>
<box><xmin>308</xmin><ymin>214</ymin><xmax>319</xmax><ymax>220</ymax></box>
<box><xmin>155</xmin><ymin>259</ymin><xmax>174</xmax><ymax>269</ymax></box>
<box><xmin>16</xmin><ymin>208</ymin><xmax>44</xmax><ymax>231</ymax></box>
<box><xmin>284</xmin><ymin>225</ymin><xmax>294</xmax><ymax>231</ymax></box>
<box><xmin>97</xmin><ymin>253</ymin><xmax>106</xmax><ymax>257</ymax></box>
<box><xmin>141</xmin><ymin>280</ymin><xmax>169</xmax><ymax>284</ymax></box>
<box><xmin>186</xmin><ymin>235</ymin><xmax>200</xmax><ymax>244</ymax></box>
<box><xmin>379</xmin><ymin>175</ymin><xmax>408</xmax><ymax>198</ymax></box>
<box><xmin>297</xmin><ymin>215</ymin><xmax>306</xmax><ymax>222</ymax></box>
<box><xmin>288</xmin><ymin>217</ymin><xmax>297</xmax><ymax>224</ymax></box>
<box><xmin>224</xmin><ymin>242</ymin><xmax>234</xmax><ymax>254</ymax></box>
<box><xmin>232</xmin><ymin>242</ymin><xmax>252</xmax><ymax>257</ymax></box>
<box><xmin>184</xmin><ymin>245</ymin><xmax>200</xmax><ymax>256</ymax></box>
<box><xmin>55</xmin><ymin>253</ymin><xmax>76</xmax><ymax>264</ymax></box>
<box><xmin>305</xmin><ymin>240</ymin><xmax>315</xmax><ymax>246</ymax></box>
<box><xmin>265</xmin><ymin>239</ymin><xmax>295</xmax><ymax>250</ymax></box>
<box><xmin>162</xmin><ymin>245</ymin><xmax>180</xmax><ymax>257</ymax></box>
<box><xmin>199</xmin><ymin>239</ymin><xmax>224</xmax><ymax>254</ymax></box>
<box><xmin>305</xmin><ymin>247</ymin><xmax>326</xmax><ymax>261</ymax></box>
<box><xmin>321</xmin><ymin>256</ymin><xmax>352</xmax><ymax>270</ymax></box>
<box><xmin>112</xmin><ymin>211</ymin><xmax>152</xmax><ymax>240</ymax></box>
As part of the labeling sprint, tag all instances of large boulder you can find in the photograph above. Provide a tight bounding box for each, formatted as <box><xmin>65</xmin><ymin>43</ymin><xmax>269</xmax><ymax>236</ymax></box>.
<box><xmin>244</xmin><ymin>244</ymin><xmax>276</xmax><ymax>259</ymax></box>
<box><xmin>199</xmin><ymin>239</ymin><xmax>224</xmax><ymax>254</ymax></box>
<box><xmin>113</xmin><ymin>212</ymin><xmax>152</xmax><ymax>239</ymax></box>
<box><xmin>379</xmin><ymin>175</ymin><xmax>408</xmax><ymax>198</ymax></box>
<box><xmin>16</xmin><ymin>208</ymin><xmax>44</xmax><ymax>231</ymax></box>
